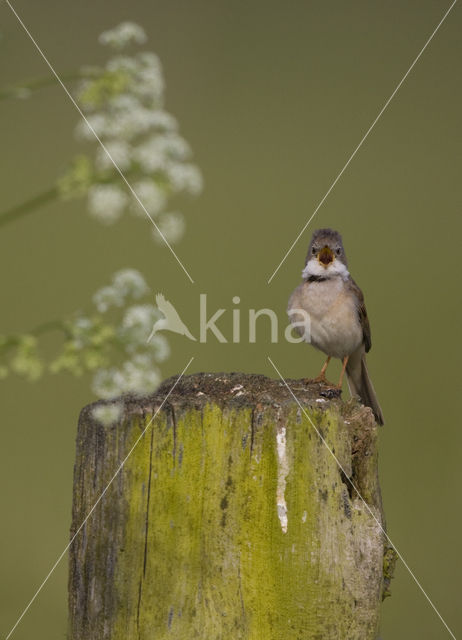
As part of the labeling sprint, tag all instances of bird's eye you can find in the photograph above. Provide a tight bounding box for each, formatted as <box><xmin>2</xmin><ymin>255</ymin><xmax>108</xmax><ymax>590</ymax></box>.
<box><xmin>312</xmin><ymin>247</ymin><xmax>317</xmax><ymax>255</ymax></box>
<box><xmin>336</xmin><ymin>248</ymin><xmax>341</xmax><ymax>255</ymax></box>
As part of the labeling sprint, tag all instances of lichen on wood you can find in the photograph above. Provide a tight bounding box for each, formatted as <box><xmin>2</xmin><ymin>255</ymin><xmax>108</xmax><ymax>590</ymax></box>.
<box><xmin>69</xmin><ymin>372</ymin><xmax>394</xmax><ymax>640</ymax></box>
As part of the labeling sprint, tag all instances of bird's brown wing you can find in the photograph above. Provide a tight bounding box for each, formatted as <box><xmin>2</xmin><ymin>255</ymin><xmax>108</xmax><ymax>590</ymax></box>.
<box><xmin>347</xmin><ymin>278</ymin><xmax>371</xmax><ymax>352</ymax></box>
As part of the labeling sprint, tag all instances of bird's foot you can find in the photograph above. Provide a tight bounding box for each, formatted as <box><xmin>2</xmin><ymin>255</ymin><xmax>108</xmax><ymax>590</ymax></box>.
<box><xmin>304</xmin><ymin>374</ymin><xmax>326</xmax><ymax>384</ymax></box>
<box><xmin>303</xmin><ymin>374</ymin><xmax>336</xmax><ymax>386</ymax></box>
<box><xmin>303</xmin><ymin>375</ymin><xmax>341</xmax><ymax>398</ymax></box>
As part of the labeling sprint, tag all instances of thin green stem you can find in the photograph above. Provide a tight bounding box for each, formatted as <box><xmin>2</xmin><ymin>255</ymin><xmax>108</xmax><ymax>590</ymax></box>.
<box><xmin>0</xmin><ymin>187</ymin><xmax>59</xmax><ymax>228</ymax></box>
<box><xmin>0</xmin><ymin>166</ymin><xmax>170</xmax><ymax>229</ymax></box>
<box><xmin>0</xmin><ymin>70</ymin><xmax>100</xmax><ymax>101</ymax></box>
<box><xmin>0</xmin><ymin>320</ymin><xmax>69</xmax><ymax>354</ymax></box>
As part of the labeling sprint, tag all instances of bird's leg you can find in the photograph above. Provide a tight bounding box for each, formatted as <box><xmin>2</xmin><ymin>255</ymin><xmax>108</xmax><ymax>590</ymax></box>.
<box><xmin>337</xmin><ymin>356</ymin><xmax>349</xmax><ymax>389</ymax></box>
<box><xmin>318</xmin><ymin>356</ymin><xmax>331</xmax><ymax>381</ymax></box>
<box><xmin>306</xmin><ymin>356</ymin><xmax>331</xmax><ymax>384</ymax></box>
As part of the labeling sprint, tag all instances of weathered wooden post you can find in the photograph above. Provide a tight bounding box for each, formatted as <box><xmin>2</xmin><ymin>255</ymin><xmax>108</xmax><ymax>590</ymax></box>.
<box><xmin>69</xmin><ymin>372</ymin><xmax>394</xmax><ymax>639</ymax></box>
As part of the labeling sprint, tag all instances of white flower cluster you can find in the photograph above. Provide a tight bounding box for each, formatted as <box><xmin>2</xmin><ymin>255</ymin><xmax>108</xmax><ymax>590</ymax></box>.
<box><xmin>88</xmin><ymin>184</ymin><xmax>129</xmax><ymax>223</ymax></box>
<box><xmin>92</xmin><ymin>355</ymin><xmax>162</xmax><ymax>399</ymax></box>
<box><xmin>130</xmin><ymin>180</ymin><xmax>166</xmax><ymax>217</ymax></box>
<box><xmin>152</xmin><ymin>211</ymin><xmax>185</xmax><ymax>245</ymax></box>
<box><xmin>121</xmin><ymin>304</ymin><xmax>160</xmax><ymax>345</ymax></box>
<box><xmin>99</xmin><ymin>22</ymin><xmax>147</xmax><ymax>49</ymax></box>
<box><xmin>71</xmin><ymin>23</ymin><xmax>203</xmax><ymax>243</ymax></box>
<box><xmin>93</xmin><ymin>268</ymin><xmax>149</xmax><ymax>312</ymax></box>
<box><xmin>91</xmin><ymin>401</ymin><xmax>124</xmax><ymax>426</ymax></box>
<box><xmin>91</xmin><ymin>269</ymin><xmax>169</xmax><ymax>399</ymax></box>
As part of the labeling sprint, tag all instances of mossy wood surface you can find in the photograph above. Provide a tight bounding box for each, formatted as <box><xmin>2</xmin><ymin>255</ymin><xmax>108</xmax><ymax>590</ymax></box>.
<box><xmin>69</xmin><ymin>373</ymin><xmax>388</xmax><ymax>640</ymax></box>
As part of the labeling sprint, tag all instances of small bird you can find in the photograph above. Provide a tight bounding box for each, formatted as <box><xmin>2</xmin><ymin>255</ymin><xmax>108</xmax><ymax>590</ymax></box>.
<box><xmin>147</xmin><ymin>293</ymin><xmax>196</xmax><ymax>342</ymax></box>
<box><xmin>288</xmin><ymin>228</ymin><xmax>384</xmax><ymax>425</ymax></box>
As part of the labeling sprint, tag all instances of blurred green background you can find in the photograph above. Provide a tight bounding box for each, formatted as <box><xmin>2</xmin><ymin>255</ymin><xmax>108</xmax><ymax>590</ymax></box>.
<box><xmin>0</xmin><ymin>0</ymin><xmax>460</xmax><ymax>638</ymax></box>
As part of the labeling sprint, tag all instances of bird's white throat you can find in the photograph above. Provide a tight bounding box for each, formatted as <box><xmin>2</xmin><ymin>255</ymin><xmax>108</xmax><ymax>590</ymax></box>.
<box><xmin>302</xmin><ymin>258</ymin><xmax>350</xmax><ymax>280</ymax></box>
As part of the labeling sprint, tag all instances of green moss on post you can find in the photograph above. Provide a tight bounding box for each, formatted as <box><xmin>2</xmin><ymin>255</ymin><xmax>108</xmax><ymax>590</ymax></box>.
<box><xmin>69</xmin><ymin>373</ymin><xmax>392</xmax><ymax>640</ymax></box>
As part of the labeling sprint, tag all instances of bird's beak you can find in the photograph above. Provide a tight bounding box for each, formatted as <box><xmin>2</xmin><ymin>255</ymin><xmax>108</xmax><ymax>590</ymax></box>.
<box><xmin>318</xmin><ymin>246</ymin><xmax>334</xmax><ymax>267</ymax></box>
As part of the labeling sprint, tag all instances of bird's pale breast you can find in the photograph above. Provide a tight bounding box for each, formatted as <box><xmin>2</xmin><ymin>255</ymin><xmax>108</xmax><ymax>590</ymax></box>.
<box><xmin>288</xmin><ymin>279</ymin><xmax>362</xmax><ymax>359</ymax></box>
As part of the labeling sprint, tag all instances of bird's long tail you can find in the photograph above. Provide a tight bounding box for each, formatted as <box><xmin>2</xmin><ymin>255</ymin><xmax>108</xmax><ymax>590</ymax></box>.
<box><xmin>346</xmin><ymin>350</ymin><xmax>384</xmax><ymax>426</ymax></box>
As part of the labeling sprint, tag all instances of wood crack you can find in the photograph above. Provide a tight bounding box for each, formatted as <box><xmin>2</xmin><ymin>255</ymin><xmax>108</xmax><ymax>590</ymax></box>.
<box><xmin>143</xmin><ymin>427</ymin><xmax>155</xmax><ymax>576</ymax></box>
<box><xmin>250</xmin><ymin>408</ymin><xmax>256</xmax><ymax>458</ymax></box>
<box><xmin>171</xmin><ymin>404</ymin><xmax>177</xmax><ymax>465</ymax></box>
<box><xmin>136</xmin><ymin>424</ymin><xmax>155</xmax><ymax>635</ymax></box>
<box><xmin>136</xmin><ymin>577</ymin><xmax>142</xmax><ymax>638</ymax></box>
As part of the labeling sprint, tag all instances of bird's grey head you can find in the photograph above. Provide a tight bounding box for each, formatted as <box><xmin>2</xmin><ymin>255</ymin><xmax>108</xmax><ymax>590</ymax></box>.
<box><xmin>302</xmin><ymin>228</ymin><xmax>349</xmax><ymax>280</ymax></box>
